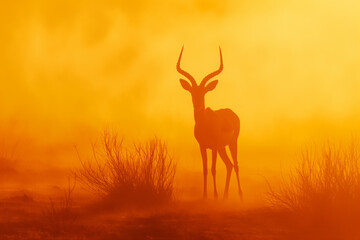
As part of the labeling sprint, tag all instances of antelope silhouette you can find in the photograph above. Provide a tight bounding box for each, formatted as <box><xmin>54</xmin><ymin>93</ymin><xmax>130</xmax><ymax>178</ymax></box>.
<box><xmin>177</xmin><ymin>46</ymin><xmax>242</xmax><ymax>199</ymax></box>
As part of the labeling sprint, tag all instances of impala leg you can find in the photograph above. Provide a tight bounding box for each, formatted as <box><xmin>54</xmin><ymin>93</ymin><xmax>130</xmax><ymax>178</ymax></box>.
<box><xmin>200</xmin><ymin>146</ymin><xmax>208</xmax><ymax>198</ymax></box>
<box><xmin>218</xmin><ymin>147</ymin><xmax>233</xmax><ymax>199</ymax></box>
<box><xmin>230</xmin><ymin>141</ymin><xmax>243</xmax><ymax>200</ymax></box>
<box><xmin>211</xmin><ymin>149</ymin><xmax>218</xmax><ymax>199</ymax></box>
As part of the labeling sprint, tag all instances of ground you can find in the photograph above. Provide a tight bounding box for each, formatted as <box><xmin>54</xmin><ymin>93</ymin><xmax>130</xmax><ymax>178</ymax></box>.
<box><xmin>0</xmin><ymin>191</ymin><xmax>307</xmax><ymax>240</ymax></box>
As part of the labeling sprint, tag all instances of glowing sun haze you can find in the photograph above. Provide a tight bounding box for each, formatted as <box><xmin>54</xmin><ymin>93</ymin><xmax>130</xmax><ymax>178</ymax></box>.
<box><xmin>1</xmin><ymin>0</ymin><xmax>360</xmax><ymax>172</ymax></box>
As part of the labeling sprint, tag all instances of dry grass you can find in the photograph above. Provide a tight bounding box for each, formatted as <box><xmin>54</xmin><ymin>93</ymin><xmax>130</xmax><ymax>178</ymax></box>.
<box><xmin>268</xmin><ymin>140</ymin><xmax>360</xmax><ymax>234</ymax></box>
<box><xmin>75</xmin><ymin>131</ymin><xmax>176</xmax><ymax>209</ymax></box>
<box><xmin>42</xmin><ymin>177</ymin><xmax>77</xmax><ymax>233</ymax></box>
<box><xmin>0</xmin><ymin>141</ymin><xmax>18</xmax><ymax>177</ymax></box>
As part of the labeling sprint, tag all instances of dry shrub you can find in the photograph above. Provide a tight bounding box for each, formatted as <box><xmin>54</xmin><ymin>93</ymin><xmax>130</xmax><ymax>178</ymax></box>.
<box><xmin>0</xmin><ymin>142</ymin><xmax>17</xmax><ymax>176</ymax></box>
<box><xmin>42</xmin><ymin>177</ymin><xmax>77</xmax><ymax>233</ymax></box>
<box><xmin>76</xmin><ymin>132</ymin><xmax>176</xmax><ymax>208</ymax></box>
<box><xmin>268</xmin><ymin>140</ymin><xmax>360</xmax><ymax>232</ymax></box>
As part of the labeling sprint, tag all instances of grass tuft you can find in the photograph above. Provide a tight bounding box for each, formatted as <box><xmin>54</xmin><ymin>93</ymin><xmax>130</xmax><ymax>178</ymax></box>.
<box><xmin>42</xmin><ymin>177</ymin><xmax>77</xmax><ymax>233</ymax></box>
<box><xmin>267</xmin><ymin>140</ymin><xmax>360</xmax><ymax>234</ymax></box>
<box><xmin>76</xmin><ymin>131</ymin><xmax>176</xmax><ymax>209</ymax></box>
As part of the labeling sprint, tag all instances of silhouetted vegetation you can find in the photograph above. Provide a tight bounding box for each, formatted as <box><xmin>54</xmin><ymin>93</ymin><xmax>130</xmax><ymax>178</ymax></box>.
<box><xmin>0</xmin><ymin>143</ymin><xmax>17</xmax><ymax>177</ymax></box>
<box><xmin>76</xmin><ymin>132</ymin><xmax>176</xmax><ymax>208</ymax></box>
<box><xmin>268</xmin><ymin>140</ymin><xmax>360</xmax><ymax>233</ymax></box>
<box><xmin>42</xmin><ymin>177</ymin><xmax>78</xmax><ymax>233</ymax></box>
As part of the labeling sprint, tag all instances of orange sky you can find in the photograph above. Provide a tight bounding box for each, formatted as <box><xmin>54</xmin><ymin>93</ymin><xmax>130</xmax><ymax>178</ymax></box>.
<box><xmin>1</xmin><ymin>0</ymin><xmax>360</xmax><ymax>174</ymax></box>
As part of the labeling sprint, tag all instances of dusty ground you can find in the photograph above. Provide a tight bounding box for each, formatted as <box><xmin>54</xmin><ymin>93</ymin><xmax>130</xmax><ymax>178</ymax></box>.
<box><xmin>0</xmin><ymin>190</ymin><xmax>305</xmax><ymax>240</ymax></box>
<box><xmin>0</xmin><ymin>170</ymin><xmax>355</xmax><ymax>240</ymax></box>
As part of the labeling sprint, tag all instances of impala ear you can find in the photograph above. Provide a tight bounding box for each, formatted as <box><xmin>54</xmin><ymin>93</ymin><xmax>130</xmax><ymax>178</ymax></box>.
<box><xmin>205</xmin><ymin>80</ymin><xmax>218</xmax><ymax>92</ymax></box>
<box><xmin>179</xmin><ymin>79</ymin><xmax>192</xmax><ymax>91</ymax></box>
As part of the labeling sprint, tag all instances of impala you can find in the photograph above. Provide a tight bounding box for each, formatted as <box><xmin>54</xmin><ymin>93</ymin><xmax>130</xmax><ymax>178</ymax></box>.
<box><xmin>177</xmin><ymin>46</ymin><xmax>242</xmax><ymax>199</ymax></box>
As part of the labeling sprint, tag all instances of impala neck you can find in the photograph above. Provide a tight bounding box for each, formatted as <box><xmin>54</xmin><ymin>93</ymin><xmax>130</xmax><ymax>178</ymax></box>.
<box><xmin>193</xmin><ymin>101</ymin><xmax>206</xmax><ymax>124</ymax></box>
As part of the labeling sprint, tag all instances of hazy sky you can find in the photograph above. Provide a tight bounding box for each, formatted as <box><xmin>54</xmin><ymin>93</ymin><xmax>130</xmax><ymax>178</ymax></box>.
<box><xmin>1</xmin><ymin>0</ymin><xmax>360</xmax><ymax>172</ymax></box>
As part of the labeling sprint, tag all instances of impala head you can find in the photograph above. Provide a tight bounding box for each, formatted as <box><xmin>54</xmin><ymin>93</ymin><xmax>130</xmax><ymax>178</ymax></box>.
<box><xmin>177</xmin><ymin>46</ymin><xmax>223</xmax><ymax>110</ymax></box>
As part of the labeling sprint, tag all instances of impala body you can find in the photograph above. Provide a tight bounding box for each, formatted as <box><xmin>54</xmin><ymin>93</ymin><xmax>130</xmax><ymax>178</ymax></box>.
<box><xmin>177</xmin><ymin>46</ymin><xmax>242</xmax><ymax>199</ymax></box>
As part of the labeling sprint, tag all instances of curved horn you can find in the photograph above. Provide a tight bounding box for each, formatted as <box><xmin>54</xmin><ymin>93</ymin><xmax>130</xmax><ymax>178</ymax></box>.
<box><xmin>200</xmin><ymin>47</ymin><xmax>223</xmax><ymax>87</ymax></box>
<box><xmin>176</xmin><ymin>46</ymin><xmax>197</xmax><ymax>86</ymax></box>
